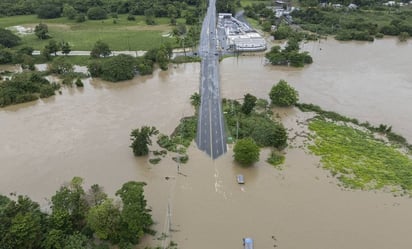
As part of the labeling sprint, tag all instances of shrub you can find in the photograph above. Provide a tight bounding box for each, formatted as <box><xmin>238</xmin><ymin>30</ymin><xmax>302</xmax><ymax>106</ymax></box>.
<box><xmin>87</xmin><ymin>7</ymin><xmax>107</xmax><ymax>20</ymax></box>
<box><xmin>233</xmin><ymin>138</ymin><xmax>260</xmax><ymax>165</ymax></box>
<box><xmin>269</xmin><ymin>79</ymin><xmax>299</xmax><ymax>107</ymax></box>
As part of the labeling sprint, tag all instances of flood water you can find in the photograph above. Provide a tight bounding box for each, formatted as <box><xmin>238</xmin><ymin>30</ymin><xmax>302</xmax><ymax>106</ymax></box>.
<box><xmin>1</xmin><ymin>37</ymin><xmax>412</xmax><ymax>249</ymax></box>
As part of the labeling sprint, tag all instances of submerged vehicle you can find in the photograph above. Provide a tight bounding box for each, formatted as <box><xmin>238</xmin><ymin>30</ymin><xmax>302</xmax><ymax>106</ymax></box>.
<box><xmin>237</xmin><ymin>174</ymin><xmax>245</xmax><ymax>184</ymax></box>
<box><xmin>243</xmin><ymin>237</ymin><xmax>254</xmax><ymax>249</ymax></box>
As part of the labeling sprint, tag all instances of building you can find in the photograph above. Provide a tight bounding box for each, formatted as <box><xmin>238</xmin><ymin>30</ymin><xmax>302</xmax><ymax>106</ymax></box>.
<box><xmin>218</xmin><ymin>13</ymin><xmax>267</xmax><ymax>52</ymax></box>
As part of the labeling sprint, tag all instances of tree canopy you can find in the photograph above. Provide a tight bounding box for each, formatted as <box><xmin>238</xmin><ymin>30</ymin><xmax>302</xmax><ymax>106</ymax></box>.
<box><xmin>87</xmin><ymin>7</ymin><xmax>107</xmax><ymax>20</ymax></box>
<box><xmin>0</xmin><ymin>177</ymin><xmax>154</xmax><ymax>249</ymax></box>
<box><xmin>0</xmin><ymin>28</ymin><xmax>21</xmax><ymax>48</ymax></box>
<box><xmin>233</xmin><ymin>138</ymin><xmax>260</xmax><ymax>165</ymax></box>
<box><xmin>34</xmin><ymin>23</ymin><xmax>50</xmax><ymax>40</ymax></box>
<box><xmin>241</xmin><ymin>93</ymin><xmax>257</xmax><ymax>115</ymax></box>
<box><xmin>0</xmin><ymin>0</ymin><xmax>203</xmax><ymax>17</ymax></box>
<box><xmin>100</xmin><ymin>54</ymin><xmax>136</xmax><ymax>82</ymax></box>
<box><xmin>0</xmin><ymin>72</ymin><xmax>59</xmax><ymax>107</ymax></box>
<box><xmin>116</xmin><ymin>181</ymin><xmax>154</xmax><ymax>245</ymax></box>
<box><xmin>90</xmin><ymin>40</ymin><xmax>111</xmax><ymax>58</ymax></box>
<box><xmin>130</xmin><ymin>126</ymin><xmax>159</xmax><ymax>156</ymax></box>
<box><xmin>37</xmin><ymin>4</ymin><xmax>62</xmax><ymax>19</ymax></box>
<box><xmin>269</xmin><ymin>80</ymin><xmax>299</xmax><ymax>107</ymax></box>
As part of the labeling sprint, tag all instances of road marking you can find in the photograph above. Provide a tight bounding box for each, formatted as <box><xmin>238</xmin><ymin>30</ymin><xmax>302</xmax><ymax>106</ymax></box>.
<box><xmin>209</xmin><ymin>99</ymin><xmax>213</xmax><ymax>158</ymax></box>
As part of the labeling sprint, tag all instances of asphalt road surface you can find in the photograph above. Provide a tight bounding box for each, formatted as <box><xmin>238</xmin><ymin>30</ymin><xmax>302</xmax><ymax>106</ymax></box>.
<box><xmin>196</xmin><ymin>0</ymin><xmax>227</xmax><ymax>159</ymax></box>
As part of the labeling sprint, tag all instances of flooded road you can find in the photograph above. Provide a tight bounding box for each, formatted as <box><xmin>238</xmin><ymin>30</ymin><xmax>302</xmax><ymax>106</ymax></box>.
<box><xmin>1</xmin><ymin>38</ymin><xmax>412</xmax><ymax>248</ymax></box>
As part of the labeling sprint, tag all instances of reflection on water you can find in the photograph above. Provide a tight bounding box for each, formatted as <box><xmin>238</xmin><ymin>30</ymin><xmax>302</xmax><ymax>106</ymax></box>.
<box><xmin>1</xmin><ymin>38</ymin><xmax>412</xmax><ymax>249</ymax></box>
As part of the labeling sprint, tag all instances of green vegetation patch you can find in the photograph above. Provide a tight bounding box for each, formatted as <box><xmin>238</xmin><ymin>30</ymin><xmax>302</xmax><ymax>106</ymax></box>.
<box><xmin>223</xmin><ymin>98</ymin><xmax>287</xmax><ymax>149</ymax></box>
<box><xmin>156</xmin><ymin>116</ymin><xmax>197</xmax><ymax>163</ymax></box>
<box><xmin>296</xmin><ymin>103</ymin><xmax>412</xmax><ymax>151</ymax></box>
<box><xmin>0</xmin><ymin>71</ymin><xmax>59</xmax><ymax>107</ymax></box>
<box><xmin>172</xmin><ymin>55</ymin><xmax>201</xmax><ymax>64</ymax></box>
<box><xmin>308</xmin><ymin>119</ymin><xmax>412</xmax><ymax>194</ymax></box>
<box><xmin>149</xmin><ymin>157</ymin><xmax>162</xmax><ymax>164</ymax></box>
<box><xmin>267</xmin><ymin>151</ymin><xmax>285</xmax><ymax>169</ymax></box>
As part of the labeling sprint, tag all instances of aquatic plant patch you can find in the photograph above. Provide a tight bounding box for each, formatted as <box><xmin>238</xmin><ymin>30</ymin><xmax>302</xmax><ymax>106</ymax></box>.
<box><xmin>308</xmin><ymin>119</ymin><xmax>412</xmax><ymax>194</ymax></box>
<box><xmin>267</xmin><ymin>150</ymin><xmax>285</xmax><ymax>169</ymax></box>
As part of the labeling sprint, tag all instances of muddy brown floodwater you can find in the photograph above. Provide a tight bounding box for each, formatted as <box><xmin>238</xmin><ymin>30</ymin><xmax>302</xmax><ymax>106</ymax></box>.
<box><xmin>1</xmin><ymin>38</ymin><xmax>412</xmax><ymax>249</ymax></box>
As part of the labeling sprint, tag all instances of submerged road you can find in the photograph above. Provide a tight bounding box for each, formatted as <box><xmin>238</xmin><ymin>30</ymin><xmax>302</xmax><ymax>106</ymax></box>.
<box><xmin>196</xmin><ymin>0</ymin><xmax>227</xmax><ymax>159</ymax></box>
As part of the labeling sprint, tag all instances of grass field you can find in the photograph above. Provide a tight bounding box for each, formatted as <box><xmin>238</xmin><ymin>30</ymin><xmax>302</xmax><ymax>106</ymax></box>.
<box><xmin>240</xmin><ymin>0</ymin><xmax>271</xmax><ymax>7</ymax></box>
<box><xmin>1</xmin><ymin>14</ymin><xmax>184</xmax><ymax>51</ymax></box>
<box><xmin>308</xmin><ymin>119</ymin><xmax>412</xmax><ymax>195</ymax></box>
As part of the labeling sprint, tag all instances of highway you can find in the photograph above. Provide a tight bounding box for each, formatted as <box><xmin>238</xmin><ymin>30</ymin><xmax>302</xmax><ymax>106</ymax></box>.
<box><xmin>196</xmin><ymin>0</ymin><xmax>227</xmax><ymax>159</ymax></box>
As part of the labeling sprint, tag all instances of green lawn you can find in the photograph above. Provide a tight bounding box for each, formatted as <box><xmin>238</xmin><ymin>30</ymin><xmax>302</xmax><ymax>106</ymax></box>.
<box><xmin>1</xmin><ymin>14</ymin><xmax>183</xmax><ymax>50</ymax></box>
<box><xmin>308</xmin><ymin>119</ymin><xmax>412</xmax><ymax>195</ymax></box>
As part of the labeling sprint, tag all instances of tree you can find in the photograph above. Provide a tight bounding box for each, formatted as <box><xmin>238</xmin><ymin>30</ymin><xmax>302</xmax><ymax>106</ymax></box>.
<box><xmin>87</xmin><ymin>199</ymin><xmax>121</xmax><ymax>241</ymax></box>
<box><xmin>167</xmin><ymin>4</ymin><xmax>179</xmax><ymax>19</ymax></box>
<box><xmin>251</xmin><ymin>121</ymin><xmax>287</xmax><ymax>148</ymax></box>
<box><xmin>90</xmin><ymin>40</ymin><xmax>111</xmax><ymax>58</ymax></box>
<box><xmin>0</xmin><ymin>49</ymin><xmax>13</xmax><ymax>64</ymax></box>
<box><xmin>284</xmin><ymin>38</ymin><xmax>300</xmax><ymax>52</ymax></box>
<box><xmin>144</xmin><ymin>8</ymin><xmax>155</xmax><ymax>25</ymax></box>
<box><xmin>61</xmin><ymin>41</ymin><xmax>71</xmax><ymax>55</ymax></box>
<box><xmin>49</xmin><ymin>57</ymin><xmax>74</xmax><ymax>75</ymax></box>
<box><xmin>18</xmin><ymin>46</ymin><xmax>34</xmax><ymax>56</ymax></box>
<box><xmin>46</xmin><ymin>40</ymin><xmax>60</xmax><ymax>56</ymax></box>
<box><xmin>87</xmin><ymin>7</ymin><xmax>108</xmax><ymax>20</ymax></box>
<box><xmin>127</xmin><ymin>14</ymin><xmax>136</xmax><ymax>21</ymax></box>
<box><xmin>43</xmin><ymin>229</ymin><xmax>66</xmax><ymax>249</ymax></box>
<box><xmin>269</xmin><ymin>80</ymin><xmax>299</xmax><ymax>107</ymax></box>
<box><xmin>86</xmin><ymin>184</ymin><xmax>107</xmax><ymax>207</ymax></box>
<box><xmin>41</xmin><ymin>47</ymin><xmax>52</xmax><ymax>61</ymax></box>
<box><xmin>272</xmin><ymin>24</ymin><xmax>293</xmax><ymax>40</ymax></box>
<box><xmin>37</xmin><ymin>4</ymin><xmax>62</xmax><ymax>19</ymax></box>
<box><xmin>87</xmin><ymin>60</ymin><xmax>102</xmax><ymax>77</ymax></box>
<box><xmin>0</xmin><ymin>28</ymin><xmax>21</xmax><ymax>47</ymax></box>
<box><xmin>241</xmin><ymin>93</ymin><xmax>257</xmax><ymax>115</ymax></box>
<box><xmin>130</xmin><ymin>126</ymin><xmax>159</xmax><ymax>156</ymax></box>
<box><xmin>50</xmin><ymin>177</ymin><xmax>89</xmax><ymax>232</ymax></box>
<box><xmin>75</xmin><ymin>14</ymin><xmax>86</xmax><ymax>23</ymax></box>
<box><xmin>63</xmin><ymin>4</ymin><xmax>77</xmax><ymax>20</ymax></box>
<box><xmin>233</xmin><ymin>138</ymin><xmax>260</xmax><ymax>165</ymax></box>
<box><xmin>116</xmin><ymin>181</ymin><xmax>153</xmax><ymax>245</ymax></box>
<box><xmin>0</xmin><ymin>195</ymin><xmax>46</xmax><ymax>249</ymax></box>
<box><xmin>63</xmin><ymin>232</ymin><xmax>90</xmax><ymax>249</ymax></box>
<box><xmin>190</xmin><ymin>92</ymin><xmax>201</xmax><ymax>109</ymax></box>
<box><xmin>135</xmin><ymin>57</ymin><xmax>154</xmax><ymax>76</ymax></box>
<box><xmin>35</xmin><ymin>23</ymin><xmax>49</xmax><ymax>40</ymax></box>
<box><xmin>156</xmin><ymin>49</ymin><xmax>169</xmax><ymax>70</ymax></box>
<box><xmin>100</xmin><ymin>54</ymin><xmax>136</xmax><ymax>82</ymax></box>
<box><xmin>75</xmin><ymin>78</ymin><xmax>84</xmax><ymax>87</ymax></box>
<box><xmin>216</xmin><ymin>0</ymin><xmax>236</xmax><ymax>14</ymax></box>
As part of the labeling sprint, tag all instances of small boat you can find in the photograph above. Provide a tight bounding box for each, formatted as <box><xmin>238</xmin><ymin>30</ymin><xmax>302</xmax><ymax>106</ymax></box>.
<box><xmin>243</xmin><ymin>237</ymin><xmax>254</xmax><ymax>249</ymax></box>
<box><xmin>237</xmin><ymin>174</ymin><xmax>245</xmax><ymax>184</ymax></box>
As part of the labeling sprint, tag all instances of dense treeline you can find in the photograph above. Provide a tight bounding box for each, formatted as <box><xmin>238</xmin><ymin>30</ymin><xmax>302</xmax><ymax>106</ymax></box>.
<box><xmin>242</xmin><ymin>0</ymin><xmax>412</xmax><ymax>41</ymax></box>
<box><xmin>88</xmin><ymin>42</ymin><xmax>174</xmax><ymax>81</ymax></box>
<box><xmin>292</xmin><ymin>7</ymin><xmax>412</xmax><ymax>41</ymax></box>
<box><xmin>0</xmin><ymin>177</ymin><xmax>154</xmax><ymax>249</ymax></box>
<box><xmin>0</xmin><ymin>72</ymin><xmax>59</xmax><ymax>107</ymax></box>
<box><xmin>0</xmin><ymin>0</ymin><xmax>204</xmax><ymax>18</ymax></box>
<box><xmin>298</xmin><ymin>0</ymin><xmax>411</xmax><ymax>7</ymax></box>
